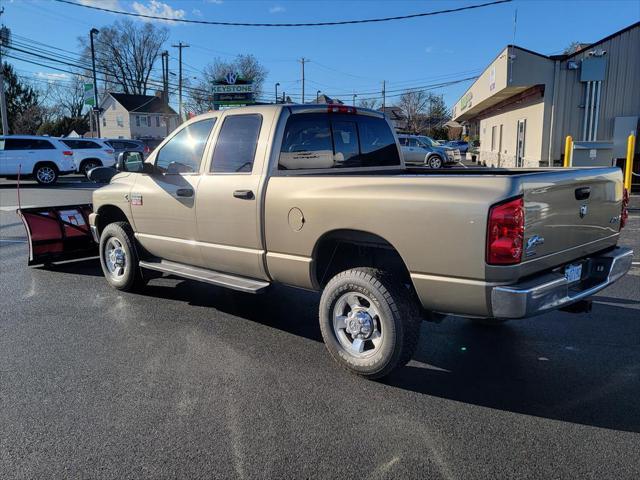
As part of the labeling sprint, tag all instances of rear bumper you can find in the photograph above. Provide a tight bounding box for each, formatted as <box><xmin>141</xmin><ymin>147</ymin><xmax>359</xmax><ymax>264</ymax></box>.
<box><xmin>491</xmin><ymin>247</ymin><xmax>633</xmax><ymax>318</ymax></box>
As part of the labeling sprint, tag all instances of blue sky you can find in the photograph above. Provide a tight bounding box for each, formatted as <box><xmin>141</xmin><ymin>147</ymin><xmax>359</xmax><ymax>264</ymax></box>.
<box><xmin>4</xmin><ymin>0</ymin><xmax>640</xmax><ymax>110</ymax></box>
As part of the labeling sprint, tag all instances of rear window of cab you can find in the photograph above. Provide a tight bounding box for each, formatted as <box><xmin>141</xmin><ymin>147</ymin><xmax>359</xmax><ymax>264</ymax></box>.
<box><xmin>279</xmin><ymin>113</ymin><xmax>400</xmax><ymax>170</ymax></box>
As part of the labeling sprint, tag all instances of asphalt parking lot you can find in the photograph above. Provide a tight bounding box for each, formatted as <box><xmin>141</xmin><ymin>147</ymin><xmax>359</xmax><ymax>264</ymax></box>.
<box><xmin>1</xmin><ymin>179</ymin><xmax>639</xmax><ymax>479</ymax></box>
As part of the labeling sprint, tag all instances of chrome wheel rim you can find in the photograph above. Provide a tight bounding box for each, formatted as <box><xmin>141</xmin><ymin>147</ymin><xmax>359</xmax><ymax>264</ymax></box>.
<box><xmin>332</xmin><ymin>292</ymin><xmax>382</xmax><ymax>358</ymax></box>
<box><xmin>84</xmin><ymin>162</ymin><xmax>99</xmax><ymax>174</ymax></box>
<box><xmin>104</xmin><ymin>237</ymin><xmax>127</xmax><ymax>278</ymax></box>
<box><xmin>429</xmin><ymin>157</ymin><xmax>442</xmax><ymax>168</ymax></box>
<box><xmin>37</xmin><ymin>167</ymin><xmax>56</xmax><ymax>183</ymax></box>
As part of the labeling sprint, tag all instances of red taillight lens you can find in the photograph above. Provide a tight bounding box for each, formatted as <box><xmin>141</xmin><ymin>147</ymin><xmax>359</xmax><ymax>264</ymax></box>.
<box><xmin>487</xmin><ymin>197</ymin><xmax>525</xmax><ymax>265</ymax></box>
<box><xmin>104</xmin><ymin>149</ymin><xmax>114</xmax><ymax>154</ymax></box>
<box><xmin>143</xmin><ymin>145</ymin><xmax>150</xmax><ymax>154</ymax></box>
<box><xmin>62</xmin><ymin>150</ymin><xmax>73</xmax><ymax>156</ymax></box>
<box><xmin>327</xmin><ymin>105</ymin><xmax>357</xmax><ymax>114</ymax></box>
<box><xmin>620</xmin><ymin>188</ymin><xmax>629</xmax><ymax>230</ymax></box>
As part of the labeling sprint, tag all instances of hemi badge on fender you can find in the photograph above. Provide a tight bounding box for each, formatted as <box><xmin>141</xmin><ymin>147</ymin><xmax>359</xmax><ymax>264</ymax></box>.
<box><xmin>130</xmin><ymin>193</ymin><xmax>143</xmax><ymax>206</ymax></box>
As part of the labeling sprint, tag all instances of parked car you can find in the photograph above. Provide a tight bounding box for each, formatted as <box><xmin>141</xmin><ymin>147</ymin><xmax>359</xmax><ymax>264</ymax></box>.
<box><xmin>445</xmin><ymin>140</ymin><xmax>469</xmax><ymax>153</ymax></box>
<box><xmin>60</xmin><ymin>138</ymin><xmax>116</xmax><ymax>177</ymax></box>
<box><xmin>0</xmin><ymin>135</ymin><xmax>76</xmax><ymax>185</ymax></box>
<box><xmin>19</xmin><ymin>105</ymin><xmax>633</xmax><ymax>379</ymax></box>
<box><xmin>103</xmin><ymin>139</ymin><xmax>150</xmax><ymax>158</ymax></box>
<box><xmin>398</xmin><ymin>134</ymin><xmax>456</xmax><ymax>168</ymax></box>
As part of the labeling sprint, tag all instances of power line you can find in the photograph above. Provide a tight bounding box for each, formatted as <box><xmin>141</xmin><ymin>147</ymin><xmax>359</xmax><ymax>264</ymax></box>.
<box><xmin>53</xmin><ymin>0</ymin><xmax>512</xmax><ymax>27</ymax></box>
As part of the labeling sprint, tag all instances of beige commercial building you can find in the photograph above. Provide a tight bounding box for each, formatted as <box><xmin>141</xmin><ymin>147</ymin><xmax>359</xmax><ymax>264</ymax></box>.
<box><xmin>452</xmin><ymin>22</ymin><xmax>639</xmax><ymax>170</ymax></box>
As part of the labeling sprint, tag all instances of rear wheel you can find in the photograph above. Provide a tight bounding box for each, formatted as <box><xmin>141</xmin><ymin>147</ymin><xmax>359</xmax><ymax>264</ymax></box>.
<box><xmin>34</xmin><ymin>164</ymin><xmax>58</xmax><ymax>185</ymax></box>
<box><xmin>99</xmin><ymin>222</ymin><xmax>146</xmax><ymax>291</ymax></box>
<box><xmin>81</xmin><ymin>159</ymin><xmax>102</xmax><ymax>177</ymax></box>
<box><xmin>319</xmin><ymin>268</ymin><xmax>421</xmax><ymax>379</ymax></box>
<box><xmin>427</xmin><ymin>155</ymin><xmax>443</xmax><ymax>169</ymax></box>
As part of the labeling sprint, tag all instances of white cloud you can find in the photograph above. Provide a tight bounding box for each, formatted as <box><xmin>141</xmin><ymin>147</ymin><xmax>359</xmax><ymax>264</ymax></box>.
<box><xmin>207</xmin><ymin>0</ymin><xmax>223</xmax><ymax>4</ymax></box>
<box><xmin>36</xmin><ymin>72</ymin><xmax>69</xmax><ymax>81</ymax></box>
<box><xmin>131</xmin><ymin>0</ymin><xmax>186</xmax><ymax>22</ymax></box>
<box><xmin>192</xmin><ymin>8</ymin><xmax>203</xmax><ymax>17</ymax></box>
<box><xmin>269</xmin><ymin>5</ymin><xmax>285</xmax><ymax>13</ymax></box>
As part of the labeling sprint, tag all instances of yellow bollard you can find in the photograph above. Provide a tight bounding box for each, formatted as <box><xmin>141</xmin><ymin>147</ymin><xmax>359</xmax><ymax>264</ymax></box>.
<box><xmin>563</xmin><ymin>135</ymin><xmax>573</xmax><ymax>167</ymax></box>
<box><xmin>624</xmin><ymin>134</ymin><xmax>635</xmax><ymax>191</ymax></box>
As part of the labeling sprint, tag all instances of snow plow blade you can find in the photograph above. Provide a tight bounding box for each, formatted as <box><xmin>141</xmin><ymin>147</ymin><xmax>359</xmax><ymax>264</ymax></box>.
<box><xmin>18</xmin><ymin>204</ymin><xmax>97</xmax><ymax>266</ymax></box>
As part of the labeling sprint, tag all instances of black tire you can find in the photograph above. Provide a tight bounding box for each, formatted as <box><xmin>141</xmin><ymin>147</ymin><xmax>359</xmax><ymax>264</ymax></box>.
<box><xmin>319</xmin><ymin>267</ymin><xmax>421</xmax><ymax>379</ymax></box>
<box><xmin>427</xmin><ymin>155</ymin><xmax>443</xmax><ymax>169</ymax></box>
<box><xmin>81</xmin><ymin>159</ymin><xmax>102</xmax><ymax>177</ymax></box>
<box><xmin>33</xmin><ymin>163</ymin><xmax>59</xmax><ymax>185</ymax></box>
<box><xmin>99</xmin><ymin>222</ymin><xmax>146</xmax><ymax>292</ymax></box>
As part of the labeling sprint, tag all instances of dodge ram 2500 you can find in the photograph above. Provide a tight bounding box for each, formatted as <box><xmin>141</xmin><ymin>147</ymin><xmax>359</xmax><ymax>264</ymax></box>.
<box><xmin>19</xmin><ymin>104</ymin><xmax>633</xmax><ymax>378</ymax></box>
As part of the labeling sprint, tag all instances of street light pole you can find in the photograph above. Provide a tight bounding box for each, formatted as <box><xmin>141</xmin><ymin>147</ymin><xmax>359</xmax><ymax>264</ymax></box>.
<box><xmin>89</xmin><ymin>28</ymin><xmax>100</xmax><ymax>137</ymax></box>
<box><xmin>316</xmin><ymin>90</ymin><xmax>321</xmax><ymax>103</ymax></box>
<box><xmin>275</xmin><ymin>82</ymin><xmax>280</xmax><ymax>104</ymax></box>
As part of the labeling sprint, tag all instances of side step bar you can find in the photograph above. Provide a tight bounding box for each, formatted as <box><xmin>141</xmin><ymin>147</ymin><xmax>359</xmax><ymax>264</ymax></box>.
<box><xmin>139</xmin><ymin>259</ymin><xmax>270</xmax><ymax>294</ymax></box>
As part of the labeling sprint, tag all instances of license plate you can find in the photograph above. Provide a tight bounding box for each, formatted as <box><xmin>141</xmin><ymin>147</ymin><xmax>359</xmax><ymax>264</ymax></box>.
<box><xmin>565</xmin><ymin>263</ymin><xmax>583</xmax><ymax>283</ymax></box>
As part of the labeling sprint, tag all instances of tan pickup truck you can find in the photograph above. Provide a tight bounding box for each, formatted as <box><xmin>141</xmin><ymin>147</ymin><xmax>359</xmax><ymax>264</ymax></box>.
<box><xmin>19</xmin><ymin>104</ymin><xmax>633</xmax><ymax>378</ymax></box>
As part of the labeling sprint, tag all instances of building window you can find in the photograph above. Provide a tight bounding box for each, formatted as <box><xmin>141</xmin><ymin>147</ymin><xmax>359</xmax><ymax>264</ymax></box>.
<box><xmin>147</xmin><ymin>116</ymin><xmax>152</xmax><ymax>127</ymax></box>
<box><xmin>491</xmin><ymin>126</ymin><xmax>497</xmax><ymax>151</ymax></box>
<box><xmin>102</xmin><ymin>116</ymin><xmax>106</xmax><ymax>127</ymax></box>
<box><xmin>135</xmin><ymin>115</ymin><xmax>140</xmax><ymax>127</ymax></box>
<box><xmin>156</xmin><ymin>115</ymin><xmax>160</xmax><ymax>127</ymax></box>
<box><xmin>116</xmin><ymin>116</ymin><xmax>124</xmax><ymax>127</ymax></box>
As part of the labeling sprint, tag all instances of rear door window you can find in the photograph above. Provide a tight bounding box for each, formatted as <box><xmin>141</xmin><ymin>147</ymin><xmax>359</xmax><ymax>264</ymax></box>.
<box><xmin>63</xmin><ymin>140</ymin><xmax>101</xmax><ymax>149</ymax></box>
<box><xmin>155</xmin><ymin>118</ymin><xmax>216</xmax><ymax>174</ymax></box>
<box><xmin>210</xmin><ymin>114</ymin><xmax>262</xmax><ymax>173</ymax></box>
<box><xmin>4</xmin><ymin>139</ymin><xmax>33</xmax><ymax>150</ymax></box>
<box><xmin>32</xmin><ymin>139</ymin><xmax>55</xmax><ymax>150</ymax></box>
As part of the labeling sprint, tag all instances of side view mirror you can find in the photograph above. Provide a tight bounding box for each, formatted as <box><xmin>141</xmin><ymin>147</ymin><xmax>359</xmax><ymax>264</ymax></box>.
<box><xmin>116</xmin><ymin>151</ymin><xmax>154</xmax><ymax>174</ymax></box>
<box><xmin>87</xmin><ymin>166</ymin><xmax>117</xmax><ymax>183</ymax></box>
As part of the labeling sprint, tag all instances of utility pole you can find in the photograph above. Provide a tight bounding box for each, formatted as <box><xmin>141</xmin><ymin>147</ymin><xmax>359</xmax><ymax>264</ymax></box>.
<box><xmin>172</xmin><ymin>42</ymin><xmax>189</xmax><ymax>122</ymax></box>
<box><xmin>382</xmin><ymin>80</ymin><xmax>386</xmax><ymax>111</ymax></box>
<box><xmin>89</xmin><ymin>28</ymin><xmax>100</xmax><ymax>137</ymax></box>
<box><xmin>352</xmin><ymin>93</ymin><xmax>357</xmax><ymax>107</ymax></box>
<box><xmin>282</xmin><ymin>91</ymin><xmax>286</xmax><ymax>104</ymax></box>
<box><xmin>161</xmin><ymin>50</ymin><xmax>169</xmax><ymax>136</ymax></box>
<box><xmin>0</xmin><ymin>14</ymin><xmax>10</xmax><ymax>136</ymax></box>
<box><xmin>275</xmin><ymin>82</ymin><xmax>280</xmax><ymax>104</ymax></box>
<box><xmin>299</xmin><ymin>57</ymin><xmax>307</xmax><ymax>104</ymax></box>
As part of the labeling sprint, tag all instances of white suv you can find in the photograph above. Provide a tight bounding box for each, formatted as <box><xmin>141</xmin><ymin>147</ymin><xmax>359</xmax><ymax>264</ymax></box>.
<box><xmin>0</xmin><ymin>135</ymin><xmax>76</xmax><ymax>185</ymax></box>
<box><xmin>59</xmin><ymin>138</ymin><xmax>116</xmax><ymax>177</ymax></box>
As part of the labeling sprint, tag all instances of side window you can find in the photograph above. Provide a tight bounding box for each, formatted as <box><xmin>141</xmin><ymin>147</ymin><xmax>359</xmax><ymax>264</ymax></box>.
<box><xmin>397</xmin><ymin>137</ymin><xmax>407</xmax><ymax>147</ymax></box>
<box><xmin>62</xmin><ymin>140</ymin><xmax>79</xmax><ymax>149</ymax></box>
<box><xmin>356</xmin><ymin>115</ymin><xmax>400</xmax><ymax>167</ymax></box>
<box><xmin>279</xmin><ymin>113</ymin><xmax>333</xmax><ymax>169</ymax></box>
<box><xmin>210</xmin><ymin>114</ymin><xmax>262</xmax><ymax>173</ymax></box>
<box><xmin>155</xmin><ymin>118</ymin><xmax>216</xmax><ymax>174</ymax></box>
<box><xmin>5</xmin><ymin>139</ymin><xmax>32</xmax><ymax>150</ymax></box>
<box><xmin>33</xmin><ymin>140</ymin><xmax>55</xmax><ymax>150</ymax></box>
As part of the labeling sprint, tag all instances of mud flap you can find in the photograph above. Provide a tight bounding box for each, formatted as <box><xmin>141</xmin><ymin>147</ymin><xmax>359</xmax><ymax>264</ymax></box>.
<box><xmin>18</xmin><ymin>204</ymin><xmax>97</xmax><ymax>266</ymax></box>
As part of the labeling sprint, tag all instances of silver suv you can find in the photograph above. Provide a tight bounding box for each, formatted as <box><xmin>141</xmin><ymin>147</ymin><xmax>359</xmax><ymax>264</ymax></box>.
<box><xmin>397</xmin><ymin>134</ymin><xmax>457</xmax><ymax>168</ymax></box>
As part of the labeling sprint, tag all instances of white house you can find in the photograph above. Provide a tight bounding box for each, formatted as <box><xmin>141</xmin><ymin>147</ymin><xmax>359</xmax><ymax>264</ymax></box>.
<box><xmin>99</xmin><ymin>92</ymin><xmax>180</xmax><ymax>140</ymax></box>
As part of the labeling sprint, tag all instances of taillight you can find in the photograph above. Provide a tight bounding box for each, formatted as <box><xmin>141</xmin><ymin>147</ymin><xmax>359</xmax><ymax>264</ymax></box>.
<box><xmin>104</xmin><ymin>149</ymin><xmax>114</xmax><ymax>154</ymax></box>
<box><xmin>328</xmin><ymin>105</ymin><xmax>357</xmax><ymax>114</ymax></box>
<box><xmin>487</xmin><ymin>197</ymin><xmax>525</xmax><ymax>265</ymax></box>
<box><xmin>62</xmin><ymin>150</ymin><xmax>73</xmax><ymax>156</ymax></box>
<box><xmin>620</xmin><ymin>188</ymin><xmax>629</xmax><ymax>230</ymax></box>
<box><xmin>143</xmin><ymin>145</ymin><xmax>150</xmax><ymax>154</ymax></box>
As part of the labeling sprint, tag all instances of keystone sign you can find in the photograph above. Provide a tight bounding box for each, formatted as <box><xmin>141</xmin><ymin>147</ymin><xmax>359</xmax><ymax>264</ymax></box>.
<box><xmin>212</xmin><ymin>72</ymin><xmax>255</xmax><ymax>105</ymax></box>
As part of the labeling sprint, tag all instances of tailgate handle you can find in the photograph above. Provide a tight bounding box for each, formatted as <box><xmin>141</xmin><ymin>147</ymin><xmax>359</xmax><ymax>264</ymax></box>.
<box><xmin>575</xmin><ymin>187</ymin><xmax>591</xmax><ymax>200</ymax></box>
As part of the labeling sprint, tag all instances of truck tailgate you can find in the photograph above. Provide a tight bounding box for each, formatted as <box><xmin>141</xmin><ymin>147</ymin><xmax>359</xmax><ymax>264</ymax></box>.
<box><xmin>522</xmin><ymin>167</ymin><xmax>622</xmax><ymax>261</ymax></box>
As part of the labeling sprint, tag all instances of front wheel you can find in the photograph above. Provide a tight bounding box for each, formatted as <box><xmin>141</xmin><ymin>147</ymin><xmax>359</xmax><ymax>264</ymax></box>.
<box><xmin>319</xmin><ymin>268</ymin><xmax>421</xmax><ymax>379</ymax></box>
<box><xmin>427</xmin><ymin>155</ymin><xmax>443</xmax><ymax>169</ymax></box>
<box><xmin>99</xmin><ymin>222</ymin><xmax>146</xmax><ymax>291</ymax></box>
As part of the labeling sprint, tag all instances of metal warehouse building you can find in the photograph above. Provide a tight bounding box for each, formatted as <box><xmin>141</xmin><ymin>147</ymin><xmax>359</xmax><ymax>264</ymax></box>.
<box><xmin>452</xmin><ymin>22</ymin><xmax>639</xmax><ymax>171</ymax></box>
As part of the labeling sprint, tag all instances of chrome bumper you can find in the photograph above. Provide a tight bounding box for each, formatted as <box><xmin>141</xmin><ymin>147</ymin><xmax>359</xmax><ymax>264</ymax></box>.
<box><xmin>491</xmin><ymin>247</ymin><xmax>633</xmax><ymax>319</ymax></box>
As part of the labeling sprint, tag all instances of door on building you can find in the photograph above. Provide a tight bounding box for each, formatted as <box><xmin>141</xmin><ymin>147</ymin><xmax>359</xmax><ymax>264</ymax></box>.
<box><xmin>516</xmin><ymin>119</ymin><xmax>526</xmax><ymax>168</ymax></box>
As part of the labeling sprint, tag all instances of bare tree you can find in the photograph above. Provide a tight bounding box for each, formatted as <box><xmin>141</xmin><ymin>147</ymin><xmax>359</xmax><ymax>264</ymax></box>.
<box><xmin>81</xmin><ymin>19</ymin><xmax>168</xmax><ymax>95</ymax></box>
<box><xmin>358</xmin><ymin>98</ymin><xmax>379</xmax><ymax>110</ymax></box>
<box><xmin>51</xmin><ymin>74</ymin><xmax>86</xmax><ymax>118</ymax></box>
<box><xmin>398</xmin><ymin>90</ymin><xmax>429</xmax><ymax>134</ymax></box>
